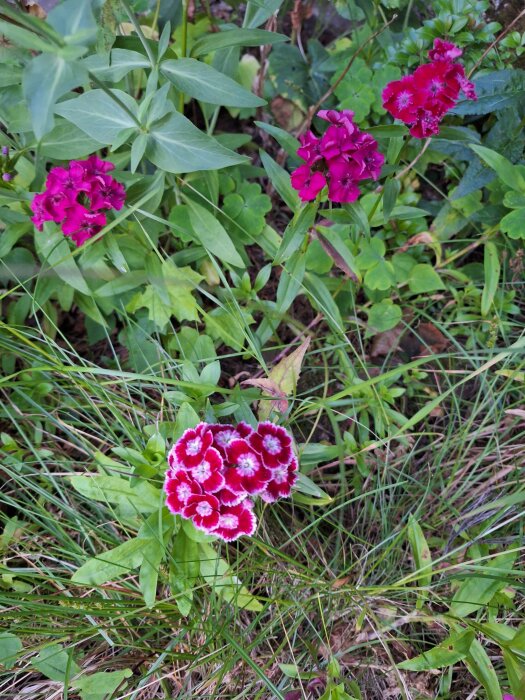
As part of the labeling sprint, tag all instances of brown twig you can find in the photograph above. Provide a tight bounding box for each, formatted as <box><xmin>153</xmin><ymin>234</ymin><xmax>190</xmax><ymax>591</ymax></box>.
<box><xmin>468</xmin><ymin>7</ymin><xmax>525</xmax><ymax>79</ymax></box>
<box><xmin>394</xmin><ymin>137</ymin><xmax>431</xmax><ymax>180</ymax></box>
<box><xmin>295</xmin><ymin>14</ymin><xmax>398</xmax><ymax>136</ymax></box>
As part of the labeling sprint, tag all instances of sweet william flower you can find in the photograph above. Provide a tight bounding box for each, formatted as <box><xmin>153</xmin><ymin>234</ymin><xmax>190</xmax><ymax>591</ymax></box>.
<box><xmin>171</xmin><ymin>424</ymin><xmax>213</xmax><ymax>468</ymax></box>
<box><xmin>248</xmin><ymin>421</ymin><xmax>293</xmax><ymax>469</ymax></box>
<box><xmin>189</xmin><ymin>447</ymin><xmax>225</xmax><ymax>494</ymax></box>
<box><xmin>164</xmin><ymin>470</ymin><xmax>202</xmax><ymax>515</ymax></box>
<box><xmin>297</xmin><ymin>131</ymin><xmax>324</xmax><ymax>165</ymax></box>
<box><xmin>260</xmin><ymin>457</ymin><xmax>299</xmax><ymax>503</ymax></box>
<box><xmin>290</xmin><ymin>164</ymin><xmax>327</xmax><ymax>202</ymax></box>
<box><xmin>225</xmin><ymin>439</ymin><xmax>272</xmax><ymax>495</ymax></box>
<box><xmin>428</xmin><ymin>38</ymin><xmax>463</xmax><ymax>62</ymax></box>
<box><xmin>183</xmin><ymin>493</ymin><xmax>221</xmax><ymax>532</ymax></box>
<box><xmin>327</xmin><ymin>160</ymin><xmax>362</xmax><ymax>204</ymax></box>
<box><xmin>212</xmin><ymin>501</ymin><xmax>257</xmax><ymax>542</ymax></box>
<box><xmin>61</xmin><ymin>205</ymin><xmax>106</xmax><ymax>247</ymax></box>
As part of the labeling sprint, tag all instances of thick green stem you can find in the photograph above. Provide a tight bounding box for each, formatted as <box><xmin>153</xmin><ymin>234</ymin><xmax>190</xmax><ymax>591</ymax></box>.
<box><xmin>120</xmin><ymin>0</ymin><xmax>156</xmax><ymax>68</ymax></box>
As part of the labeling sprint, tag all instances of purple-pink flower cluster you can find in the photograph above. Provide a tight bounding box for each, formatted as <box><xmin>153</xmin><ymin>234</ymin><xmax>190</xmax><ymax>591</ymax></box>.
<box><xmin>164</xmin><ymin>421</ymin><xmax>298</xmax><ymax>541</ymax></box>
<box><xmin>382</xmin><ymin>39</ymin><xmax>477</xmax><ymax>138</ymax></box>
<box><xmin>290</xmin><ymin>110</ymin><xmax>384</xmax><ymax>203</ymax></box>
<box><xmin>30</xmin><ymin>155</ymin><xmax>125</xmax><ymax>247</ymax></box>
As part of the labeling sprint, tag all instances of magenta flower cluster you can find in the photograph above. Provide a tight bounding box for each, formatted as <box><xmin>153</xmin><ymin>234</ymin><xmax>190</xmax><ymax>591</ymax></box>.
<box><xmin>164</xmin><ymin>421</ymin><xmax>298</xmax><ymax>541</ymax></box>
<box><xmin>290</xmin><ymin>110</ymin><xmax>384</xmax><ymax>203</ymax></box>
<box><xmin>30</xmin><ymin>155</ymin><xmax>125</xmax><ymax>247</ymax></box>
<box><xmin>382</xmin><ymin>39</ymin><xmax>477</xmax><ymax>138</ymax></box>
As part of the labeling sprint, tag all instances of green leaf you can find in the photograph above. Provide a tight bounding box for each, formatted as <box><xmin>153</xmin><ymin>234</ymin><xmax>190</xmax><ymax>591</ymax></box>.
<box><xmin>95</xmin><ymin>272</ymin><xmax>148</xmax><ymax>298</ymax></box>
<box><xmin>275</xmin><ymin>202</ymin><xmax>317</xmax><ymax>264</ymax></box>
<box><xmin>356</xmin><ymin>237</ymin><xmax>385</xmax><ymax>269</ymax></box>
<box><xmin>481</xmin><ymin>241</ymin><xmax>500</xmax><ymax>317</ymax></box>
<box><xmin>23</xmin><ymin>54</ymin><xmax>87</xmax><ymax>140</ymax></box>
<box><xmin>70</xmin><ymin>474</ymin><xmax>161</xmax><ymax>513</ymax></box>
<box><xmin>407</xmin><ymin>515</ymin><xmax>432</xmax><ymax>609</ymax></box>
<box><xmin>465</xmin><ymin>639</ymin><xmax>502</xmax><ymax>700</ymax></box>
<box><xmin>146</xmin><ymin>111</ymin><xmax>247</xmax><ymax>173</ymax></box>
<box><xmin>407</xmin><ymin>264</ymin><xmax>444</xmax><ymax>294</ymax></box>
<box><xmin>364</xmin><ymin>260</ymin><xmax>396</xmax><ymax>291</ymax></box>
<box><xmin>192</xmin><ymin>28</ymin><xmax>288</xmax><ymax>57</ymax></box>
<box><xmin>32</xmin><ymin>644</ymin><xmax>81</xmax><ymax>682</ymax></box>
<box><xmin>452</xmin><ymin>69</ymin><xmax>525</xmax><ymax>116</ymax></box>
<box><xmin>367</xmin><ymin>300</ymin><xmax>402</xmax><ymax>333</ymax></box>
<box><xmin>48</xmin><ymin>0</ymin><xmax>97</xmax><ymax>46</ymax></box>
<box><xmin>383</xmin><ymin>178</ymin><xmax>400</xmax><ymax>223</ymax></box>
<box><xmin>449</xmin><ymin>549</ymin><xmax>517</xmax><ymax>618</ymax></box>
<box><xmin>83</xmin><ymin>49</ymin><xmax>150</xmax><ymax>82</ymax></box>
<box><xmin>0</xmin><ymin>632</ymin><xmax>22</xmax><ymax>670</ymax></box>
<box><xmin>39</xmin><ymin>119</ymin><xmax>104</xmax><ymax>159</ymax></box>
<box><xmin>244</xmin><ymin>0</ymin><xmax>284</xmax><ymax>28</ymax></box>
<box><xmin>55</xmin><ymin>89</ymin><xmax>139</xmax><ymax>144</ymax></box>
<box><xmin>72</xmin><ymin>537</ymin><xmax>154</xmax><ymax>585</ymax></box>
<box><xmin>186</xmin><ymin>199</ymin><xmax>244</xmax><ymax>267</ymax></box>
<box><xmin>501</xmin><ymin>209</ymin><xmax>525</xmax><ymax>239</ymax></box>
<box><xmin>73</xmin><ymin>668</ymin><xmax>133</xmax><ymax>700</ymax></box>
<box><xmin>0</xmin><ymin>19</ymin><xmax>55</xmax><ymax>53</ymax></box>
<box><xmin>35</xmin><ymin>226</ymin><xmax>91</xmax><ymax>295</ymax></box>
<box><xmin>255</xmin><ymin>120</ymin><xmax>300</xmax><ymax>157</ymax></box>
<box><xmin>200</xmin><ymin>543</ymin><xmax>263</xmax><ymax>611</ymax></box>
<box><xmin>470</xmin><ymin>144</ymin><xmax>525</xmax><ymax>192</ymax></box>
<box><xmin>260</xmin><ymin>150</ymin><xmax>300</xmax><ymax>212</ymax></box>
<box><xmin>294</xmin><ymin>472</ymin><xmax>332</xmax><ymax>502</ymax></box>
<box><xmin>161</xmin><ymin>58</ymin><xmax>265</xmax><ymax>107</ymax></box>
<box><xmin>276</xmin><ymin>249</ymin><xmax>305</xmax><ymax>314</ymax></box>
<box><xmin>397</xmin><ymin>629</ymin><xmax>475</xmax><ymax>671</ymax></box>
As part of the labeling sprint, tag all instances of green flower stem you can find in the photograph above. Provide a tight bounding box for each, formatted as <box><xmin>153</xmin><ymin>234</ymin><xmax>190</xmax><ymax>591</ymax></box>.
<box><xmin>178</xmin><ymin>0</ymin><xmax>190</xmax><ymax>113</ymax></box>
<box><xmin>120</xmin><ymin>0</ymin><xmax>156</xmax><ymax>68</ymax></box>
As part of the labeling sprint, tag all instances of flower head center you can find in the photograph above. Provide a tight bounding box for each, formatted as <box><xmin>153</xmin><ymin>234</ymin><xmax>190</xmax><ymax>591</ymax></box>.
<box><xmin>237</xmin><ymin>454</ymin><xmax>258</xmax><ymax>475</ymax></box>
<box><xmin>263</xmin><ymin>435</ymin><xmax>281</xmax><ymax>454</ymax></box>
<box><xmin>221</xmin><ymin>514</ymin><xmax>239</xmax><ymax>529</ymax></box>
<box><xmin>186</xmin><ymin>437</ymin><xmax>202</xmax><ymax>455</ymax></box>
<box><xmin>196</xmin><ymin>501</ymin><xmax>212</xmax><ymax>517</ymax></box>
<box><xmin>177</xmin><ymin>483</ymin><xmax>192</xmax><ymax>501</ymax></box>
<box><xmin>193</xmin><ymin>461</ymin><xmax>211</xmax><ymax>482</ymax></box>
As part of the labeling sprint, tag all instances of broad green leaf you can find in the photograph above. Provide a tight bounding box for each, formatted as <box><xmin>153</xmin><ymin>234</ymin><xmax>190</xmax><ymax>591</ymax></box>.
<box><xmin>452</xmin><ymin>69</ymin><xmax>525</xmax><ymax>116</ymax></box>
<box><xmin>72</xmin><ymin>537</ymin><xmax>154</xmax><ymax>585</ymax></box>
<box><xmin>407</xmin><ymin>515</ymin><xmax>432</xmax><ymax>609</ymax></box>
<box><xmin>0</xmin><ymin>632</ymin><xmax>22</xmax><ymax>670</ymax></box>
<box><xmin>73</xmin><ymin>668</ymin><xmax>132</xmax><ymax>700</ymax></box>
<box><xmin>146</xmin><ymin>111</ymin><xmax>247</xmax><ymax>173</ymax></box>
<box><xmin>449</xmin><ymin>549</ymin><xmax>517</xmax><ymax>618</ymax></box>
<box><xmin>186</xmin><ymin>199</ymin><xmax>244</xmax><ymax>267</ymax></box>
<box><xmin>255</xmin><ymin>120</ymin><xmax>300</xmax><ymax>157</ymax></box>
<box><xmin>48</xmin><ymin>0</ymin><xmax>97</xmax><ymax>46</ymax></box>
<box><xmin>367</xmin><ymin>300</ymin><xmax>402</xmax><ymax>333</ymax></box>
<box><xmin>398</xmin><ymin>629</ymin><xmax>475</xmax><ymax>671</ymax></box>
<box><xmin>95</xmin><ymin>272</ymin><xmax>148</xmax><ymax>298</ymax></box>
<box><xmin>344</xmin><ymin>201</ymin><xmax>370</xmax><ymax>236</ymax></box>
<box><xmin>260</xmin><ymin>150</ymin><xmax>300</xmax><ymax>212</ymax></box>
<box><xmin>364</xmin><ymin>260</ymin><xmax>396</xmax><ymax>291</ymax></box>
<box><xmin>35</xmin><ymin>226</ymin><xmax>91</xmax><ymax>295</ymax></box>
<box><xmin>481</xmin><ymin>241</ymin><xmax>500</xmax><ymax>317</ymax></box>
<box><xmin>200</xmin><ymin>543</ymin><xmax>263</xmax><ymax>611</ymax></box>
<box><xmin>470</xmin><ymin>144</ymin><xmax>525</xmax><ymax>192</ymax></box>
<box><xmin>83</xmin><ymin>49</ymin><xmax>150</xmax><ymax>82</ymax></box>
<box><xmin>175</xmin><ymin>403</ymin><xmax>201</xmax><ymax>436</ymax></box>
<box><xmin>55</xmin><ymin>89</ymin><xmax>139</xmax><ymax>144</ymax></box>
<box><xmin>276</xmin><ymin>249</ymin><xmax>305</xmax><ymax>313</ymax></box>
<box><xmin>465</xmin><ymin>639</ymin><xmax>502</xmax><ymax>700</ymax></box>
<box><xmin>32</xmin><ymin>644</ymin><xmax>81</xmax><ymax>682</ymax></box>
<box><xmin>70</xmin><ymin>474</ymin><xmax>161</xmax><ymax>513</ymax></box>
<box><xmin>192</xmin><ymin>28</ymin><xmax>288</xmax><ymax>57</ymax></box>
<box><xmin>244</xmin><ymin>0</ymin><xmax>284</xmax><ymax>28</ymax></box>
<box><xmin>501</xmin><ymin>209</ymin><xmax>525</xmax><ymax>239</ymax></box>
<box><xmin>407</xmin><ymin>264</ymin><xmax>444</xmax><ymax>294</ymax></box>
<box><xmin>161</xmin><ymin>58</ymin><xmax>265</xmax><ymax>107</ymax></box>
<box><xmin>0</xmin><ymin>19</ymin><xmax>55</xmax><ymax>53</ymax></box>
<box><xmin>24</xmin><ymin>54</ymin><xmax>88</xmax><ymax>140</ymax></box>
<box><xmin>39</xmin><ymin>119</ymin><xmax>104</xmax><ymax>159</ymax></box>
<box><xmin>275</xmin><ymin>202</ymin><xmax>317</xmax><ymax>264</ymax></box>
<box><xmin>139</xmin><ymin>539</ymin><xmax>164</xmax><ymax>609</ymax></box>
<box><xmin>294</xmin><ymin>472</ymin><xmax>332</xmax><ymax>503</ymax></box>
<box><xmin>502</xmin><ymin>648</ymin><xmax>525</xmax><ymax>697</ymax></box>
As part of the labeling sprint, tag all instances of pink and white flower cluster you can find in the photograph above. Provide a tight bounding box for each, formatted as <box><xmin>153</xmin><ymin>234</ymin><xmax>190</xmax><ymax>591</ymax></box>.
<box><xmin>164</xmin><ymin>421</ymin><xmax>298</xmax><ymax>541</ymax></box>
<box><xmin>291</xmin><ymin>110</ymin><xmax>384</xmax><ymax>203</ymax></box>
<box><xmin>382</xmin><ymin>39</ymin><xmax>477</xmax><ymax>138</ymax></box>
<box><xmin>30</xmin><ymin>155</ymin><xmax>125</xmax><ymax>247</ymax></box>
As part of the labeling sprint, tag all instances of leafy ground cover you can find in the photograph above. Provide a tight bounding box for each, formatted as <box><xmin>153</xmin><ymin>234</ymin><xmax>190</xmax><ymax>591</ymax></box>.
<box><xmin>0</xmin><ymin>1</ymin><xmax>524</xmax><ymax>698</ymax></box>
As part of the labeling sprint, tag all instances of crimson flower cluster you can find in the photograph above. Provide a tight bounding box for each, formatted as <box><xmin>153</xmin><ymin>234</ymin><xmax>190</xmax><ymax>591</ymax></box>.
<box><xmin>382</xmin><ymin>39</ymin><xmax>477</xmax><ymax>138</ymax></box>
<box><xmin>290</xmin><ymin>109</ymin><xmax>384</xmax><ymax>204</ymax></box>
<box><xmin>164</xmin><ymin>421</ymin><xmax>298</xmax><ymax>541</ymax></box>
<box><xmin>30</xmin><ymin>155</ymin><xmax>125</xmax><ymax>247</ymax></box>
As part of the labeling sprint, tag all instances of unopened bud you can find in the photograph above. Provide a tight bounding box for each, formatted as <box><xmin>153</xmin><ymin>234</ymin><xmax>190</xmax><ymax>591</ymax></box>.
<box><xmin>2</xmin><ymin>173</ymin><xmax>12</xmax><ymax>182</ymax></box>
<box><xmin>1</xmin><ymin>146</ymin><xmax>8</xmax><ymax>156</ymax></box>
